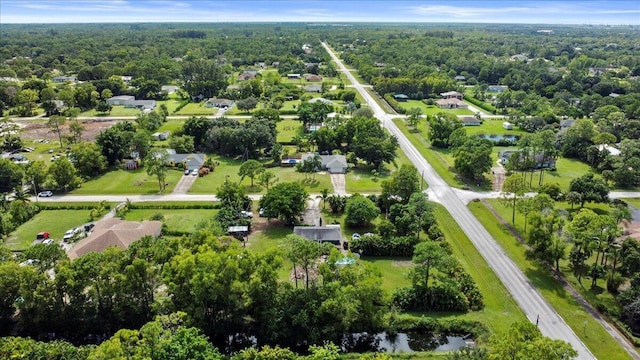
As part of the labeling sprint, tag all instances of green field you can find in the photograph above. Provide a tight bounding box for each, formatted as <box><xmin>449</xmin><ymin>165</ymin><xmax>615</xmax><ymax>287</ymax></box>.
<box><xmin>71</xmin><ymin>168</ymin><xmax>183</xmax><ymax>195</ymax></box>
<box><xmin>156</xmin><ymin>118</ymin><xmax>186</xmax><ymax>134</ymax></box>
<box><xmin>468</xmin><ymin>201</ymin><xmax>633</xmax><ymax>360</ymax></box>
<box><xmin>6</xmin><ymin>210</ymin><xmax>91</xmax><ymax>250</ymax></box>
<box><xmin>345</xmin><ymin>149</ymin><xmax>413</xmax><ymax>193</ymax></box>
<box><xmin>276</xmin><ymin>119</ymin><xmax>304</xmax><ymax>143</ymax></box>
<box><xmin>464</xmin><ymin>118</ymin><xmax>527</xmax><ymax>136</ymax></box>
<box><xmin>123</xmin><ymin>208</ymin><xmax>217</xmax><ymax>233</ymax></box>
<box><xmin>174</xmin><ymin>102</ymin><xmax>217</xmax><ymax>116</ymax></box>
<box><xmin>80</xmin><ymin>106</ymin><xmax>142</xmax><ymax>117</ymax></box>
<box><xmin>188</xmin><ymin>155</ymin><xmax>332</xmax><ymax>194</ymax></box>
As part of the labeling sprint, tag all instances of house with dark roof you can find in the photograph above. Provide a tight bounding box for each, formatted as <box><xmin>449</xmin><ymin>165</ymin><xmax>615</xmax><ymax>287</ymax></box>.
<box><xmin>205</xmin><ymin>98</ymin><xmax>234</xmax><ymax>108</ymax></box>
<box><xmin>460</xmin><ymin>116</ymin><xmax>481</xmax><ymax>126</ymax></box>
<box><xmin>393</xmin><ymin>94</ymin><xmax>409</xmax><ymax>102</ymax></box>
<box><xmin>304</xmin><ymin>74</ymin><xmax>323</xmax><ymax>82</ymax></box>
<box><xmin>294</xmin><ymin>225</ymin><xmax>342</xmax><ymax>245</ymax></box>
<box><xmin>238</xmin><ymin>73</ymin><xmax>255</xmax><ymax>81</ymax></box>
<box><xmin>68</xmin><ymin>218</ymin><xmax>162</xmax><ymax>259</ymax></box>
<box><xmin>165</xmin><ymin>149</ymin><xmax>206</xmax><ymax>171</ymax></box>
<box><xmin>301</xmin><ymin>153</ymin><xmax>348</xmax><ymax>173</ymax></box>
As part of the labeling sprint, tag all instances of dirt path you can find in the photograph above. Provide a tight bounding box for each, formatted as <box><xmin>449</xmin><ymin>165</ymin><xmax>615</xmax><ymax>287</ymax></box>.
<box><xmin>330</xmin><ymin>173</ymin><xmax>346</xmax><ymax>195</ymax></box>
<box><xmin>492</xmin><ymin>163</ymin><xmax>506</xmax><ymax>192</ymax></box>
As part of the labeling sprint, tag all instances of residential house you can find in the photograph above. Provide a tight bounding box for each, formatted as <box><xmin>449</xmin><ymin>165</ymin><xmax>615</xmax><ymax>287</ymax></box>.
<box><xmin>68</xmin><ymin>218</ymin><xmax>162</xmax><ymax>259</ymax></box>
<box><xmin>165</xmin><ymin>149</ymin><xmax>206</xmax><ymax>171</ymax></box>
<box><xmin>271</xmin><ymin>61</ymin><xmax>280</xmax><ymax>68</ymax></box>
<box><xmin>204</xmin><ymin>98</ymin><xmax>234</xmax><ymax>109</ymax></box>
<box><xmin>598</xmin><ymin>144</ymin><xmax>621</xmax><ymax>156</ymax></box>
<box><xmin>559</xmin><ymin>119</ymin><xmax>575</xmax><ymax>130</ymax></box>
<box><xmin>106</xmin><ymin>95</ymin><xmax>135</xmax><ymax>106</ymax></box>
<box><xmin>437</xmin><ymin>98</ymin><xmax>468</xmax><ymax>109</ymax></box>
<box><xmin>161</xmin><ymin>85</ymin><xmax>178</xmax><ymax>94</ymax></box>
<box><xmin>152</xmin><ymin>131</ymin><xmax>170</xmax><ymax>141</ymax></box>
<box><xmin>308</xmin><ymin>97</ymin><xmax>333</xmax><ymax>105</ymax></box>
<box><xmin>454</xmin><ymin>75</ymin><xmax>466</xmax><ymax>81</ymax></box>
<box><xmin>301</xmin><ymin>153</ymin><xmax>348</xmax><ymax>173</ymax></box>
<box><xmin>52</xmin><ymin>76</ymin><xmax>78</xmax><ymax>83</ymax></box>
<box><xmin>393</xmin><ymin>94</ymin><xmax>409</xmax><ymax>102</ymax></box>
<box><xmin>304</xmin><ymin>74</ymin><xmax>323</xmax><ymax>82</ymax></box>
<box><xmin>254</xmin><ymin>62</ymin><xmax>266</xmax><ymax>69</ymax></box>
<box><xmin>238</xmin><ymin>73</ymin><xmax>255</xmax><ymax>81</ymax></box>
<box><xmin>440</xmin><ymin>91</ymin><xmax>463</xmax><ymax>100</ymax></box>
<box><xmin>287</xmin><ymin>73</ymin><xmax>301</xmax><ymax>79</ymax></box>
<box><xmin>488</xmin><ymin>85</ymin><xmax>508</xmax><ymax>93</ymax></box>
<box><xmin>303</xmin><ymin>84</ymin><xmax>323</xmax><ymax>93</ymax></box>
<box><xmin>294</xmin><ymin>225</ymin><xmax>342</xmax><ymax>245</ymax></box>
<box><xmin>498</xmin><ymin>150</ymin><xmax>556</xmax><ymax>169</ymax></box>
<box><xmin>460</xmin><ymin>116</ymin><xmax>481</xmax><ymax>126</ymax></box>
<box><xmin>124</xmin><ymin>99</ymin><xmax>156</xmax><ymax>110</ymax></box>
<box><xmin>242</xmin><ymin>69</ymin><xmax>259</xmax><ymax>76</ymax></box>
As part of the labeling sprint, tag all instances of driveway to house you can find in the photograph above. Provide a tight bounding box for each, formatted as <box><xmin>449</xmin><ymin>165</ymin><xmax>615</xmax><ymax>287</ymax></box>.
<box><xmin>302</xmin><ymin>197</ymin><xmax>322</xmax><ymax>226</ymax></box>
<box><xmin>172</xmin><ymin>173</ymin><xmax>198</xmax><ymax>194</ymax></box>
<box><xmin>322</xmin><ymin>41</ymin><xmax>599</xmax><ymax>360</ymax></box>
<box><xmin>330</xmin><ymin>173</ymin><xmax>347</xmax><ymax>195</ymax></box>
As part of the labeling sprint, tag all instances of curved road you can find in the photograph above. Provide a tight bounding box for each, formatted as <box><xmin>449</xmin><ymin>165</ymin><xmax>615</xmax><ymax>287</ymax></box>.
<box><xmin>321</xmin><ymin>42</ymin><xmax>598</xmax><ymax>359</ymax></box>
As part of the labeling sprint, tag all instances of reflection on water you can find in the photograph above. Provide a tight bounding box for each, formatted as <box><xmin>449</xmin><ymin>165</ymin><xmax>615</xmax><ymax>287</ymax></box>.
<box><xmin>344</xmin><ymin>332</ymin><xmax>473</xmax><ymax>353</ymax></box>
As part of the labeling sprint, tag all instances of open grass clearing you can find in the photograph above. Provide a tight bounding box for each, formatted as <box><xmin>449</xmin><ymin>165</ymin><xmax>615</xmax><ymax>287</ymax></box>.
<box><xmin>80</xmin><ymin>106</ymin><xmax>142</xmax><ymax>117</ymax></box>
<box><xmin>156</xmin><ymin>118</ymin><xmax>186</xmax><ymax>133</ymax></box>
<box><xmin>6</xmin><ymin>210</ymin><xmax>91</xmax><ymax>251</ymax></box>
<box><xmin>71</xmin><ymin>168</ymin><xmax>182</xmax><ymax>195</ymax></box>
<box><xmin>345</xmin><ymin>148</ymin><xmax>413</xmax><ymax>194</ymax></box>
<box><xmin>276</xmin><ymin>119</ymin><xmax>304</xmax><ymax>143</ymax></box>
<box><xmin>397</xmin><ymin>100</ymin><xmax>473</xmax><ymax>116</ymax></box>
<box><xmin>123</xmin><ymin>208</ymin><xmax>217</xmax><ymax>233</ymax></box>
<box><xmin>464</xmin><ymin>118</ymin><xmax>527</xmax><ymax>137</ymax></box>
<box><xmin>174</xmin><ymin>102</ymin><xmax>217</xmax><ymax>116</ymax></box>
<box><xmin>468</xmin><ymin>200</ymin><xmax>633</xmax><ymax>360</ymax></box>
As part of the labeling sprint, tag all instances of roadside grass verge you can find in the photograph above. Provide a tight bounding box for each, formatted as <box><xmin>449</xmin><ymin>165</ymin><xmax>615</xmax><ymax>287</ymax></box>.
<box><xmin>392</xmin><ymin>118</ymin><xmax>465</xmax><ymax>189</ymax></box>
<box><xmin>364</xmin><ymin>87</ymin><xmax>395</xmax><ymax>114</ymax></box>
<box><xmin>432</xmin><ymin>204</ymin><xmax>525</xmax><ymax>334</ymax></box>
<box><xmin>6</xmin><ymin>210</ymin><xmax>91</xmax><ymax>251</ymax></box>
<box><xmin>174</xmin><ymin>102</ymin><xmax>216</xmax><ymax>116</ymax></box>
<box><xmin>71</xmin><ymin>168</ymin><xmax>182</xmax><ymax>195</ymax></box>
<box><xmin>79</xmin><ymin>106</ymin><xmax>141</xmax><ymax>117</ymax></box>
<box><xmin>623</xmin><ymin>198</ymin><xmax>640</xmax><ymax>208</ymax></box>
<box><xmin>468</xmin><ymin>200</ymin><xmax>632</xmax><ymax>360</ymax></box>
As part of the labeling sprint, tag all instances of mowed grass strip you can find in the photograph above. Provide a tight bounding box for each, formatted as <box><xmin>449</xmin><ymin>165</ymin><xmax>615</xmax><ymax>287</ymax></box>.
<box><xmin>7</xmin><ymin>210</ymin><xmax>91</xmax><ymax>250</ymax></box>
<box><xmin>124</xmin><ymin>209</ymin><xmax>217</xmax><ymax>233</ymax></box>
<box><xmin>393</xmin><ymin>118</ymin><xmax>465</xmax><ymax>188</ymax></box>
<box><xmin>468</xmin><ymin>201</ymin><xmax>633</xmax><ymax>360</ymax></box>
<box><xmin>432</xmin><ymin>204</ymin><xmax>525</xmax><ymax>333</ymax></box>
<box><xmin>623</xmin><ymin>198</ymin><xmax>640</xmax><ymax>208</ymax></box>
<box><xmin>72</xmin><ymin>168</ymin><xmax>183</xmax><ymax>195</ymax></box>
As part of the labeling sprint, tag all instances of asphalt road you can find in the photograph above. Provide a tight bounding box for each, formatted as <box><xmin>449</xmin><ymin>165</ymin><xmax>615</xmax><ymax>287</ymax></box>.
<box><xmin>321</xmin><ymin>42</ymin><xmax>598</xmax><ymax>360</ymax></box>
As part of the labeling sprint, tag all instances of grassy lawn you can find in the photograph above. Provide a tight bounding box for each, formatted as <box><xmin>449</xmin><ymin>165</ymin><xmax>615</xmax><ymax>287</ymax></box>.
<box><xmin>359</xmin><ymin>257</ymin><xmax>412</xmax><ymax>292</ymax></box>
<box><xmin>80</xmin><ymin>106</ymin><xmax>142</xmax><ymax>117</ymax></box>
<box><xmin>541</xmin><ymin>158</ymin><xmax>595</xmax><ymax>191</ymax></box>
<box><xmin>276</xmin><ymin>119</ymin><xmax>304</xmax><ymax>143</ymax></box>
<box><xmin>156</xmin><ymin>118</ymin><xmax>186</xmax><ymax>133</ymax></box>
<box><xmin>624</xmin><ymin>198</ymin><xmax>640</xmax><ymax>208</ymax></box>
<box><xmin>397</xmin><ymin>100</ymin><xmax>473</xmax><ymax>116</ymax></box>
<box><xmin>72</xmin><ymin>168</ymin><xmax>183</xmax><ymax>195</ymax></box>
<box><xmin>464</xmin><ymin>118</ymin><xmax>527</xmax><ymax>136</ymax></box>
<box><xmin>345</xmin><ymin>148</ymin><xmax>413</xmax><ymax>194</ymax></box>
<box><xmin>174</xmin><ymin>102</ymin><xmax>216</xmax><ymax>116</ymax></box>
<box><xmin>432</xmin><ymin>204</ymin><xmax>526</xmax><ymax>334</ymax></box>
<box><xmin>123</xmin><ymin>209</ymin><xmax>217</xmax><ymax>233</ymax></box>
<box><xmin>189</xmin><ymin>155</ymin><xmax>332</xmax><ymax>194</ymax></box>
<box><xmin>393</xmin><ymin>118</ymin><xmax>466</xmax><ymax>189</ymax></box>
<box><xmin>468</xmin><ymin>201</ymin><xmax>633</xmax><ymax>360</ymax></box>
<box><xmin>6</xmin><ymin>210</ymin><xmax>91</xmax><ymax>250</ymax></box>
<box><xmin>246</xmin><ymin>224</ymin><xmax>295</xmax><ymax>281</ymax></box>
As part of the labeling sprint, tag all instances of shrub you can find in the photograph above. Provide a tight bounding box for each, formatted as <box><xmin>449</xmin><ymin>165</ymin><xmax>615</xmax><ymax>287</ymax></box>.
<box><xmin>383</xmin><ymin>94</ymin><xmax>407</xmax><ymax>114</ymax></box>
<box><xmin>351</xmin><ymin>235</ymin><xmax>418</xmax><ymax>257</ymax></box>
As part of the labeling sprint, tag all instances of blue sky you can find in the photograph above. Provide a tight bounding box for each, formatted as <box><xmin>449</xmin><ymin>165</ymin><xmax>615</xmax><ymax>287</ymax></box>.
<box><xmin>1</xmin><ymin>1</ymin><xmax>639</xmax><ymax>24</ymax></box>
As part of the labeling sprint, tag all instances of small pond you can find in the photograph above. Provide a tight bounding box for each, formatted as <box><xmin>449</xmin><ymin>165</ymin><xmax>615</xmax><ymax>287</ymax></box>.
<box><xmin>343</xmin><ymin>332</ymin><xmax>474</xmax><ymax>353</ymax></box>
<box><xmin>479</xmin><ymin>134</ymin><xmax>519</xmax><ymax>143</ymax></box>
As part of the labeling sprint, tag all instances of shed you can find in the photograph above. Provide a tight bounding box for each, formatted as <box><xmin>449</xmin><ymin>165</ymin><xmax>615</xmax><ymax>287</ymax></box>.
<box><xmin>502</xmin><ymin>121</ymin><xmax>514</xmax><ymax>130</ymax></box>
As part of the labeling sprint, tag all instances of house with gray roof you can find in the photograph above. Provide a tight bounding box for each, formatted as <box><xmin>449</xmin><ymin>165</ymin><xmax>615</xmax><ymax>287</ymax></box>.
<box><xmin>205</xmin><ymin>98</ymin><xmax>234</xmax><ymax>108</ymax></box>
<box><xmin>165</xmin><ymin>150</ymin><xmax>206</xmax><ymax>171</ymax></box>
<box><xmin>301</xmin><ymin>153</ymin><xmax>348</xmax><ymax>173</ymax></box>
<box><xmin>294</xmin><ymin>225</ymin><xmax>342</xmax><ymax>245</ymax></box>
<box><xmin>303</xmin><ymin>84</ymin><xmax>322</xmax><ymax>93</ymax></box>
<box><xmin>124</xmin><ymin>99</ymin><xmax>156</xmax><ymax>110</ymax></box>
<box><xmin>106</xmin><ymin>95</ymin><xmax>135</xmax><ymax>106</ymax></box>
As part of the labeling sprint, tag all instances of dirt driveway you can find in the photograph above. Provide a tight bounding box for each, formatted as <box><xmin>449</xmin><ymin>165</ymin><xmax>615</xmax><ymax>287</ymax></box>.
<box><xmin>330</xmin><ymin>173</ymin><xmax>346</xmax><ymax>195</ymax></box>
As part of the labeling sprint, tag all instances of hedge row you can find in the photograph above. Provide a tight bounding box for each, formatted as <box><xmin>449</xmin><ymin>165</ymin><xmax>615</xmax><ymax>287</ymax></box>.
<box><xmin>351</xmin><ymin>234</ymin><xmax>418</xmax><ymax>257</ymax></box>
<box><xmin>36</xmin><ymin>204</ymin><xmax>111</xmax><ymax>210</ymax></box>
<box><xmin>172</xmin><ymin>99</ymin><xmax>191</xmax><ymax>114</ymax></box>
<box><xmin>128</xmin><ymin>203</ymin><xmax>219</xmax><ymax>210</ymax></box>
<box><xmin>389</xmin><ymin>315</ymin><xmax>488</xmax><ymax>338</ymax></box>
<box><xmin>464</xmin><ymin>95</ymin><xmax>496</xmax><ymax>114</ymax></box>
<box><xmin>384</xmin><ymin>93</ymin><xmax>406</xmax><ymax>114</ymax></box>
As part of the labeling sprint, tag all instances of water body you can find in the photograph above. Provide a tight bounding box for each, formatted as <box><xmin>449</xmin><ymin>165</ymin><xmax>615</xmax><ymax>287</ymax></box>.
<box><xmin>344</xmin><ymin>332</ymin><xmax>473</xmax><ymax>353</ymax></box>
<box><xmin>479</xmin><ymin>134</ymin><xmax>519</xmax><ymax>143</ymax></box>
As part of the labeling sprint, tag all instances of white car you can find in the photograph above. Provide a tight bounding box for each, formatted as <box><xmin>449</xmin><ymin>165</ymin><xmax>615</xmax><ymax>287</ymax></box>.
<box><xmin>240</xmin><ymin>210</ymin><xmax>253</xmax><ymax>218</ymax></box>
<box><xmin>351</xmin><ymin>233</ymin><xmax>361</xmax><ymax>240</ymax></box>
<box><xmin>43</xmin><ymin>239</ymin><xmax>54</xmax><ymax>245</ymax></box>
<box><xmin>184</xmin><ymin>169</ymin><xmax>190</xmax><ymax>175</ymax></box>
<box><xmin>38</xmin><ymin>191</ymin><xmax>53</xmax><ymax>197</ymax></box>
<box><xmin>191</xmin><ymin>169</ymin><xmax>199</xmax><ymax>176</ymax></box>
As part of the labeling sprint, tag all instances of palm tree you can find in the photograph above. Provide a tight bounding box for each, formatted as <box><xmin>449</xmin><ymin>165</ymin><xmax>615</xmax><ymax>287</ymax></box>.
<box><xmin>311</xmin><ymin>154</ymin><xmax>322</xmax><ymax>180</ymax></box>
<box><xmin>316</xmin><ymin>188</ymin><xmax>331</xmax><ymax>209</ymax></box>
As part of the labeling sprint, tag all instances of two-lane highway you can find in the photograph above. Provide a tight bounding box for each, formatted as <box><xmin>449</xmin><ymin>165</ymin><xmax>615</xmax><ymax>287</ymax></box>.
<box><xmin>321</xmin><ymin>42</ymin><xmax>597</xmax><ymax>359</ymax></box>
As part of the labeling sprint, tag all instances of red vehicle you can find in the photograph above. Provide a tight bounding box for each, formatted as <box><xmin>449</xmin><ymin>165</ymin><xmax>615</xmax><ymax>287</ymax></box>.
<box><xmin>36</xmin><ymin>231</ymin><xmax>50</xmax><ymax>240</ymax></box>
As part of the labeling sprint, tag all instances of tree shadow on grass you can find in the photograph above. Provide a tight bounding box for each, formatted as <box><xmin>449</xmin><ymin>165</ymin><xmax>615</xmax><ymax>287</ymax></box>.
<box><xmin>524</xmin><ymin>267</ymin><xmax>569</xmax><ymax>299</ymax></box>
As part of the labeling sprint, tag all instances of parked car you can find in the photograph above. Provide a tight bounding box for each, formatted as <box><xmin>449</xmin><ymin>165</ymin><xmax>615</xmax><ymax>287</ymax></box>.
<box><xmin>38</xmin><ymin>191</ymin><xmax>53</xmax><ymax>197</ymax></box>
<box><xmin>43</xmin><ymin>239</ymin><xmax>54</xmax><ymax>245</ymax></box>
<box><xmin>63</xmin><ymin>229</ymin><xmax>76</xmax><ymax>242</ymax></box>
<box><xmin>184</xmin><ymin>169</ymin><xmax>190</xmax><ymax>175</ymax></box>
<box><xmin>191</xmin><ymin>169</ymin><xmax>199</xmax><ymax>176</ymax></box>
<box><xmin>36</xmin><ymin>231</ymin><xmax>50</xmax><ymax>240</ymax></box>
<box><xmin>83</xmin><ymin>223</ymin><xmax>95</xmax><ymax>232</ymax></box>
<box><xmin>240</xmin><ymin>210</ymin><xmax>253</xmax><ymax>218</ymax></box>
<box><xmin>351</xmin><ymin>233</ymin><xmax>361</xmax><ymax>240</ymax></box>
